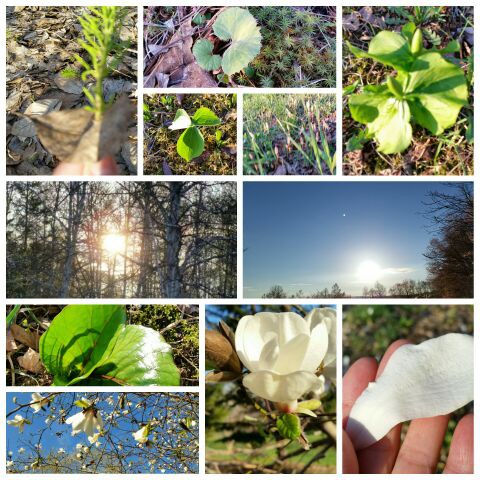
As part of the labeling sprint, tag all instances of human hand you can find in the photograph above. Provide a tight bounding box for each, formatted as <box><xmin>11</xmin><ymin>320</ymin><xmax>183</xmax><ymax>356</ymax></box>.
<box><xmin>53</xmin><ymin>156</ymin><xmax>118</xmax><ymax>175</ymax></box>
<box><xmin>343</xmin><ymin>339</ymin><xmax>473</xmax><ymax>474</ymax></box>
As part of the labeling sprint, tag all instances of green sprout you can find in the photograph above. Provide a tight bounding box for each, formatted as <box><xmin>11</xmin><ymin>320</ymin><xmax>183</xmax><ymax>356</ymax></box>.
<box><xmin>75</xmin><ymin>7</ymin><xmax>129</xmax><ymax>120</ymax></box>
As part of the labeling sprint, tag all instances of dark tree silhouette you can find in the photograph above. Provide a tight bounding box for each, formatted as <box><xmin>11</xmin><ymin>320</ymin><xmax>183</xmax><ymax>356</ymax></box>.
<box><xmin>423</xmin><ymin>184</ymin><xmax>473</xmax><ymax>298</ymax></box>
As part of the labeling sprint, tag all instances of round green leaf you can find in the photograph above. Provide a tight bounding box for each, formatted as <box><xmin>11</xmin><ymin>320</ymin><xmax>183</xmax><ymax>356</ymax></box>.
<box><xmin>277</xmin><ymin>413</ymin><xmax>301</xmax><ymax>440</ymax></box>
<box><xmin>177</xmin><ymin>126</ymin><xmax>204</xmax><ymax>161</ymax></box>
<box><xmin>405</xmin><ymin>52</ymin><xmax>468</xmax><ymax>135</ymax></box>
<box><xmin>192</xmin><ymin>39</ymin><xmax>222</xmax><ymax>71</ymax></box>
<box><xmin>350</xmin><ymin>88</ymin><xmax>412</xmax><ymax>154</ymax></box>
<box><xmin>39</xmin><ymin>305</ymin><xmax>126</xmax><ymax>385</ymax></box>
<box><xmin>348</xmin><ymin>31</ymin><xmax>415</xmax><ymax>72</ymax></box>
<box><xmin>213</xmin><ymin>7</ymin><xmax>262</xmax><ymax>75</ymax></box>
<box><xmin>192</xmin><ymin>107</ymin><xmax>220</xmax><ymax>126</ymax></box>
<box><xmin>39</xmin><ymin>305</ymin><xmax>180</xmax><ymax>386</ymax></box>
<box><xmin>82</xmin><ymin>325</ymin><xmax>180</xmax><ymax>386</ymax></box>
<box><xmin>169</xmin><ymin>108</ymin><xmax>191</xmax><ymax>130</ymax></box>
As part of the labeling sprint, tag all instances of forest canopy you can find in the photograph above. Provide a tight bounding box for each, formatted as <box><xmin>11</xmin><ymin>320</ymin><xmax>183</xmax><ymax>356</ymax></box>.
<box><xmin>6</xmin><ymin>182</ymin><xmax>237</xmax><ymax>298</ymax></box>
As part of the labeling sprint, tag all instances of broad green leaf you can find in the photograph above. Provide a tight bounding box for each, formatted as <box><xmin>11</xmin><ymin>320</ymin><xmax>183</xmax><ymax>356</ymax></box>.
<box><xmin>277</xmin><ymin>413</ymin><xmax>301</xmax><ymax>440</ymax></box>
<box><xmin>348</xmin><ymin>31</ymin><xmax>415</xmax><ymax>71</ymax></box>
<box><xmin>401</xmin><ymin>22</ymin><xmax>416</xmax><ymax>42</ymax></box>
<box><xmin>39</xmin><ymin>305</ymin><xmax>180</xmax><ymax>386</ymax></box>
<box><xmin>350</xmin><ymin>88</ymin><xmax>412</xmax><ymax>154</ymax></box>
<box><xmin>192</xmin><ymin>107</ymin><xmax>220</xmax><ymax>126</ymax></box>
<box><xmin>40</xmin><ymin>305</ymin><xmax>125</xmax><ymax>385</ymax></box>
<box><xmin>213</xmin><ymin>7</ymin><xmax>262</xmax><ymax>75</ymax></box>
<box><xmin>405</xmin><ymin>52</ymin><xmax>468</xmax><ymax>135</ymax></box>
<box><xmin>192</xmin><ymin>39</ymin><xmax>222</xmax><ymax>71</ymax></box>
<box><xmin>177</xmin><ymin>126</ymin><xmax>204</xmax><ymax>161</ymax></box>
<box><xmin>169</xmin><ymin>109</ymin><xmax>191</xmax><ymax>130</ymax></box>
<box><xmin>73</xmin><ymin>325</ymin><xmax>180</xmax><ymax>386</ymax></box>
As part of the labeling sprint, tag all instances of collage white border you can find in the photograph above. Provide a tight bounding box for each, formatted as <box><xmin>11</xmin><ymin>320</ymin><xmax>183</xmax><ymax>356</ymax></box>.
<box><xmin>1</xmin><ymin>1</ymin><xmax>478</xmax><ymax>478</ymax></box>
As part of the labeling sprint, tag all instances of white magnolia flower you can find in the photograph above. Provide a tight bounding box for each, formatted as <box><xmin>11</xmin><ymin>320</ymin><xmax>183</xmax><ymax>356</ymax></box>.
<box><xmin>66</xmin><ymin>402</ymin><xmax>103</xmax><ymax>443</ymax></box>
<box><xmin>7</xmin><ymin>460</ymin><xmax>14</xmax><ymax>468</ymax></box>
<box><xmin>235</xmin><ymin>308</ymin><xmax>336</xmax><ymax>410</ymax></box>
<box><xmin>76</xmin><ymin>453</ymin><xmax>83</xmax><ymax>459</ymax></box>
<box><xmin>58</xmin><ymin>448</ymin><xmax>65</xmax><ymax>454</ymax></box>
<box><xmin>88</xmin><ymin>432</ymin><xmax>101</xmax><ymax>444</ymax></box>
<box><xmin>132</xmin><ymin>425</ymin><xmax>149</xmax><ymax>444</ymax></box>
<box><xmin>8</xmin><ymin>451</ymin><xmax>13</xmax><ymax>456</ymax></box>
<box><xmin>75</xmin><ymin>443</ymin><xmax>83</xmax><ymax>450</ymax></box>
<box><xmin>18</xmin><ymin>448</ymin><xmax>25</xmax><ymax>454</ymax></box>
<box><xmin>24</xmin><ymin>465</ymin><xmax>29</xmax><ymax>471</ymax></box>
<box><xmin>7</xmin><ymin>415</ymin><xmax>31</xmax><ymax>433</ymax></box>
<box><xmin>30</xmin><ymin>393</ymin><xmax>49</xmax><ymax>413</ymax></box>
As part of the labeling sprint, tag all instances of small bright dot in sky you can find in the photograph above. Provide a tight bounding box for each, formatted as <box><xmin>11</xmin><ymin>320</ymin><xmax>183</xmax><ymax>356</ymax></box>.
<box><xmin>342</xmin><ymin>213</ymin><xmax>346</xmax><ymax>217</ymax></box>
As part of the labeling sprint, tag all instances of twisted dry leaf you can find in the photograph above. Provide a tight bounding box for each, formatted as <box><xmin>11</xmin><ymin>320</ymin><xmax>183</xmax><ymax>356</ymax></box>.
<box><xmin>27</xmin><ymin>95</ymin><xmax>135</xmax><ymax>163</ymax></box>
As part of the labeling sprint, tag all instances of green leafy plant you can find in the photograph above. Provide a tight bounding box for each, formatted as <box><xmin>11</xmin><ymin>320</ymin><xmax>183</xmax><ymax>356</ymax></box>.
<box><xmin>75</xmin><ymin>6</ymin><xmax>129</xmax><ymax>120</ymax></box>
<box><xmin>39</xmin><ymin>305</ymin><xmax>180</xmax><ymax>386</ymax></box>
<box><xmin>193</xmin><ymin>7</ymin><xmax>262</xmax><ymax>76</ymax></box>
<box><xmin>346</xmin><ymin>23</ymin><xmax>468</xmax><ymax>154</ymax></box>
<box><xmin>169</xmin><ymin>107</ymin><xmax>221</xmax><ymax>161</ymax></box>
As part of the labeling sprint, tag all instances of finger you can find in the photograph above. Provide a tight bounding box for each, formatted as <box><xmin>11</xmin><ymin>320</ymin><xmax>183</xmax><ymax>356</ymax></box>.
<box><xmin>91</xmin><ymin>156</ymin><xmax>118</xmax><ymax>175</ymax></box>
<box><xmin>342</xmin><ymin>357</ymin><xmax>377</xmax><ymax>426</ymax></box>
<box><xmin>53</xmin><ymin>162</ymin><xmax>86</xmax><ymax>175</ymax></box>
<box><xmin>444</xmin><ymin>413</ymin><xmax>473</xmax><ymax>474</ymax></box>
<box><xmin>357</xmin><ymin>340</ymin><xmax>411</xmax><ymax>474</ymax></box>
<box><xmin>343</xmin><ymin>430</ymin><xmax>359</xmax><ymax>473</ymax></box>
<box><xmin>392</xmin><ymin>415</ymin><xmax>449</xmax><ymax>473</ymax></box>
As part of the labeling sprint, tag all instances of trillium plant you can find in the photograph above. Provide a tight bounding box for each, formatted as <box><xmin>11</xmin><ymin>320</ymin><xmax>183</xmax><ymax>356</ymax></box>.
<box><xmin>168</xmin><ymin>107</ymin><xmax>221</xmax><ymax>161</ymax></box>
<box><xmin>347</xmin><ymin>23</ymin><xmax>468</xmax><ymax>154</ymax></box>
<box><xmin>193</xmin><ymin>7</ymin><xmax>262</xmax><ymax>77</ymax></box>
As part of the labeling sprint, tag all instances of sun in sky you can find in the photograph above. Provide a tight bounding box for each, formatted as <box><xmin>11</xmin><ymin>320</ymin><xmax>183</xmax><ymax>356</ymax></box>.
<box><xmin>356</xmin><ymin>260</ymin><xmax>382</xmax><ymax>284</ymax></box>
<box><xmin>102</xmin><ymin>233</ymin><xmax>126</xmax><ymax>256</ymax></box>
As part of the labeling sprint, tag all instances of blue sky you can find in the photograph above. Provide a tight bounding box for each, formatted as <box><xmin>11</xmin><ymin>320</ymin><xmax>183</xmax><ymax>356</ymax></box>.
<box><xmin>243</xmin><ymin>182</ymin><xmax>463</xmax><ymax>296</ymax></box>
<box><xmin>206</xmin><ymin>304</ymin><xmax>336</xmax><ymax>328</ymax></box>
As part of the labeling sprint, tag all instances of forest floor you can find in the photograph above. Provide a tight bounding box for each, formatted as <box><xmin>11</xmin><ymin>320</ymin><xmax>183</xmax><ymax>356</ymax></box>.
<box><xmin>343</xmin><ymin>6</ymin><xmax>474</xmax><ymax>175</ymax></box>
<box><xmin>6</xmin><ymin>6</ymin><xmax>138</xmax><ymax>175</ymax></box>
<box><xmin>144</xmin><ymin>6</ymin><xmax>336</xmax><ymax>88</ymax></box>
<box><xmin>144</xmin><ymin>94</ymin><xmax>237</xmax><ymax>175</ymax></box>
<box><xmin>243</xmin><ymin>94</ymin><xmax>336</xmax><ymax>175</ymax></box>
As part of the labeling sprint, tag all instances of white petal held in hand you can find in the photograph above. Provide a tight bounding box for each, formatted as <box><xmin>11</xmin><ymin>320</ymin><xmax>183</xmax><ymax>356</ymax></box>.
<box><xmin>346</xmin><ymin>333</ymin><xmax>473</xmax><ymax>450</ymax></box>
<box><xmin>235</xmin><ymin>308</ymin><xmax>335</xmax><ymax>409</ymax></box>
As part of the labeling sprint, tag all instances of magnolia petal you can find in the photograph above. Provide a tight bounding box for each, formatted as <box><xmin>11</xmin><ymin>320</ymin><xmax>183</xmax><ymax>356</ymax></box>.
<box><xmin>258</xmin><ymin>337</ymin><xmax>280</xmax><ymax>371</ymax></box>
<box><xmin>273</xmin><ymin>333</ymin><xmax>310</xmax><ymax>374</ymax></box>
<box><xmin>305</xmin><ymin>308</ymin><xmax>336</xmax><ymax>376</ymax></box>
<box><xmin>346</xmin><ymin>333</ymin><xmax>473</xmax><ymax>450</ymax></box>
<box><xmin>235</xmin><ymin>312</ymin><xmax>307</xmax><ymax>371</ymax></box>
<box><xmin>302</xmin><ymin>322</ymin><xmax>328</xmax><ymax>372</ymax></box>
<box><xmin>243</xmin><ymin>370</ymin><xmax>322</xmax><ymax>403</ymax></box>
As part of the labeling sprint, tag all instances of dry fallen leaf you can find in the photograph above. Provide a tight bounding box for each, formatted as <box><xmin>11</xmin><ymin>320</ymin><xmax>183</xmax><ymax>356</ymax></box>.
<box><xmin>6</xmin><ymin>329</ymin><xmax>18</xmax><ymax>352</ymax></box>
<box><xmin>27</xmin><ymin>95</ymin><xmax>135</xmax><ymax>163</ymax></box>
<box><xmin>18</xmin><ymin>347</ymin><xmax>44</xmax><ymax>373</ymax></box>
<box><xmin>10</xmin><ymin>323</ymin><xmax>39</xmax><ymax>350</ymax></box>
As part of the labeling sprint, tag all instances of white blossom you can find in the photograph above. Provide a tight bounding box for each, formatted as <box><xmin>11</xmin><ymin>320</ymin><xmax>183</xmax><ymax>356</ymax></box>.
<box><xmin>235</xmin><ymin>308</ymin><xmax>336</xmax><ymax>410</ymax></box>
<box><xmin>30</xmin><ymin>393</ymin><xmax>49</xmax><ymax>413</ymax></box>
<box><xmin>7</xmin><ymin>415</ymin><xmax>31</xmax><ymax>433</ymax></box>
